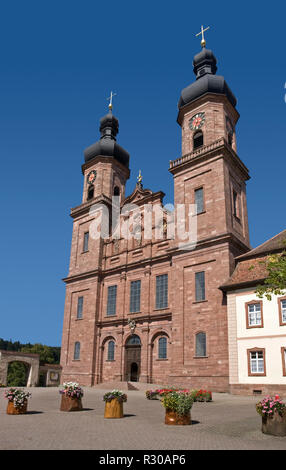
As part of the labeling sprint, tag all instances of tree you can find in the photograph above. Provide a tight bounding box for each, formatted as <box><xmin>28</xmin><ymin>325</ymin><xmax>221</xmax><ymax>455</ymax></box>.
<box><xmin>255</xmin><ymin>252</ymin><xmax>286</xmax><ymax>300</ymax></box>
<box><xmin>7</xmin><ymin>362</ymin><xmax>28</xmax><ymax>387</ymax></box>
<box><xmin>20</xmin><ymin>343</ymin><xmax>60</xmax><ymax>365</ymax></box>
<box><xmin>0</xmin><ymin>338</ymin><xmax>61</xmax><ymax>364</ymax></box>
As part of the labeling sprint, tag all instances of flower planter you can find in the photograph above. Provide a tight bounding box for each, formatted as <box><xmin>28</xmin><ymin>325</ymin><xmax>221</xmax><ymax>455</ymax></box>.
<box><xmin>60</xmin><ymin>395</ymin><xmax>83</xmax><ymax>412</ymax></box>
<box><xmin>165</xmin><ymin>409</ymin><xmax>191</xmax><ymax>425</ymax></box>
<box><xmin>262</xmin><ymin>411</ymin><xmax>286</xmax><ymax>436</ymax></box>
<box><xmin>104</xmin><ymin>398</ymin><xmax>124</xmax><ymax>419</ymax></box>
<box><xmin>7</xmin><ymin>400</ymin><xmax>28</xmax><ymax>415</ymax></box>
<box><xmin>162</xmin><ymin>390</ymin><xmax>193</xmax><ymax>425</ymax></box>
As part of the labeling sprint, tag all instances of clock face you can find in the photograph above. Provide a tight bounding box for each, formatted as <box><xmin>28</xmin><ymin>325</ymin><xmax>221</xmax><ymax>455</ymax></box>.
<box><xmin>189</xmin><ymin>112</ymin><xmax>205</xmax><ymax>131</ymax></box>
<box><xmin>87</xmin><ymin>170</ymin><xmax>97</xmax><ymax>185</ymax></box>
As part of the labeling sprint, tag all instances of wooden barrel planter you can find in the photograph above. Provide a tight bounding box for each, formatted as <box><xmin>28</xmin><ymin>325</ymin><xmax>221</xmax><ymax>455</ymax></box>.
<box><xmin>7</xmin><ymin>400</ymin><xmax>28</xmax><ymax>415</ymax></box>
<box><xmin>60</xmin><ymin>395</ymin><xmax>83</xmax><ymax>412</ymax></box>
<box><xmin>165</xmin><ymin>409</ymin><xmax>191</xmax><ymax>425</ymax></box>
<box><xmin>262</xmin><ymin>411</ymin><xmax>286</xmax><ymax>436</ymax></box>
<box><xmin>104</xmin><ymin>398</ymin><xmax>124</xmax><ymax>419</ymax></box>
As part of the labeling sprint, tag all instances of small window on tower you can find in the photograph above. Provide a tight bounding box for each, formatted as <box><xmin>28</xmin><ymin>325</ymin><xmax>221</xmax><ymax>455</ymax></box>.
<box><xmin>87</xmin><ymin>185</ymin><xmax>94</xmax><ymax>200</ymax></box>
<box><xmin>193</xmin><ymin>130</ymin><xmax>204</xmax><ymax>149</ymax></box>
<box><xmin>233</xmin><ymin>190</ymin><xmax>240</xmax><ymax>218</ymax></box>
<box><xmin>195</xmin><ymin>187</ymin><xmax>204</xmax><ymax>214</ymax></box>
<box><xmin>113</xmin><ymin>186</ymin><xmax>120</xmax><ymax>197</ymax></box>
<box><xmin>83</xmin><ymin>232</ymin><xmax>89</xmax><ymax>252</ymax></box>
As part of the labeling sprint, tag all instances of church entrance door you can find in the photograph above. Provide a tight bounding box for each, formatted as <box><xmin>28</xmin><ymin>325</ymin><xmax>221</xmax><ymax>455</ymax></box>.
<box><xmin>125</xmin><ymin>335</ymin><xmax>141</xmax><ymax>382</ymax></box>
<box><xmin>130</xmin><ymin>362</ymin><xmax>138</xmax><ymax>382</ymax></box>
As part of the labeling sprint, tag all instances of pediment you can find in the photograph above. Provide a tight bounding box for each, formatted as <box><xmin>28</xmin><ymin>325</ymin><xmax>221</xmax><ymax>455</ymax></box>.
<box><xmin>123</xmin><ymin>184</ymin><xmax>154</xmax><ymax>205</ymax></box>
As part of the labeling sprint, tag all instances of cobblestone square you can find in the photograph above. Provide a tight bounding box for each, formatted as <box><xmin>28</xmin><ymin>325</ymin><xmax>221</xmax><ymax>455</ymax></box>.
<box><xmin>1</xmin><ymin>387</ymin><xmax>286</xmax><ymax>450</ymax></box>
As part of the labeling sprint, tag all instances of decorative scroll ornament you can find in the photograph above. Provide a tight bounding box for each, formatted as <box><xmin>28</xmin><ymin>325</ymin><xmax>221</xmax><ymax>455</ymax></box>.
<box><xmin>128</xmin><ymin>319</ymin><xmax>136</xmax><ymax>335</ymax></box>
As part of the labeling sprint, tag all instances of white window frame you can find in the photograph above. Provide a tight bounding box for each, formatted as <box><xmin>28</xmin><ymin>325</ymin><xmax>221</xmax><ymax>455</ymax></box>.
<box><xmin>248</xmin><ymin>303</ymin><xmax>262</xmax><ymax>326</ymax></box>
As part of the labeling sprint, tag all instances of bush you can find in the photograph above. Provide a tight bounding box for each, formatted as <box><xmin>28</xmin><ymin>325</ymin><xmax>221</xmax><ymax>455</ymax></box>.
<box><xmin>145</xmin><ymin>390</ymin><xmax>160</xmax><ymax>400</ymax></box>
<box><xmin>161</xmin><ymin>391</ymin><xmax>194</xmax><ymax>416</ymax></box>
<box><xmin>256</xmin><ymin>395</ymin><xmax>286</xmax><ymax>418</ymax></box>
<box><xmin>191</xmin><ymin>389</ymin><xmax>212</xmax><ymax>402</ymax></box>
<box><xmin>103</xmin><ymin>390</ymin><xmax>127</xmax><ymax>403</ymax></box>
<box><xmin>59</xmin><ymin>382</ymin><xmax>84</xmax><ymax>399</ymax></box>
<box><xmin>4</xmin><ymin>388</ymin><xmax>31</xmax><ymax>409</ymax></box>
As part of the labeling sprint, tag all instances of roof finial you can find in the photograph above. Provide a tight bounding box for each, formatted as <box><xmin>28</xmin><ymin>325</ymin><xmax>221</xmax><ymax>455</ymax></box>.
<box><xmin>137</xmin><ymin>169</ymin><xmax>143</xmax><ymax>188</ymax></box>
<box><xmin>196</xmin><ymin>25</ymin><xmax>210</xmax><ymax>48</ymax></box>
<box><xmin>107</xmin><ymin>91</ymin><xmax>117</xmax><ymax>112</ymax></box>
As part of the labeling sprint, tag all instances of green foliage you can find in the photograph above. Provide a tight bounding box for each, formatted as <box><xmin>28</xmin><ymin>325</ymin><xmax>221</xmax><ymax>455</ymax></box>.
<box><xmin>162</xmin><ymin>391</ymin><xmax>194</xmax><ymax>416</ymax></box>
<box><xmin>190</xmin><ymin>389</ymin><xmax>213</xmax><ymax>402</ymax></box>
<box><xmin>20</xmin><ymin>343</ymin><xmax>60</xmax><ymax>364</ymax></box>
<box><xmin>0</xmin><ymin>338</ymin><xmax>61</xmax><ymax>386</ymax></box>
<box><xmin>103</xmin><ymin>390</ymin><xmax>127</xmax><ymax>402</ymax></box>
<box><xmin>7</xmin><ymin>362</ymin><xmax>28</xmax><ymax>387</ymax></box>
<box><xmin>256</xmin><ymin>395</ymin><xmax>286</xmax><ymax>417</ymax></box>
<box><xmin>255</xmin><ymin>252</ymin><xmax>286</xmax><ymax>301</ymax></box>
<box><xmin>0</xmin><ymin>338</ymin><xmax>61</xmax><ymax>365</ymax></box>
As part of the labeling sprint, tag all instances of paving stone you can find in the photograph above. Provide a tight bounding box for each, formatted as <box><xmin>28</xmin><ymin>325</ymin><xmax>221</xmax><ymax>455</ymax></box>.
<box><xmin>0</xmin><ymin>387</ymin><xmax>285</xmax><ymax>450</ymax></box>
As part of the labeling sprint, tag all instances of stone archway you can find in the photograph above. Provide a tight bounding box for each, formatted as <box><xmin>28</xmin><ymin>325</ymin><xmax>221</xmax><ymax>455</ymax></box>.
<box><xmin>0</xmin><ymin>350</ymin><xmax>40</xmax><ymax>387</ymax></box>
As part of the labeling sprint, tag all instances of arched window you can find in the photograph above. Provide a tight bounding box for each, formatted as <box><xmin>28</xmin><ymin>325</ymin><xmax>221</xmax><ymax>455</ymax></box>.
<box><xmin>126</xmin><ymin>335</ymin><xmax>141</xmax><ymax>346</ymax></box>
<box><xmin>87</xmin><ymin>185</ymin><xmax>94</xmax><ymax>200</ymax></box>
<box><xmin>74</xmin><ymin>342</ymin><xmax>80</xmax><ymax>360</ymax></box>
<box><xmin>195</xmin><ymin>332</ymin><xmax>206</xmax><ymax>357</ymax></box>
<box><xmin>113</xmin><ymin>186</ymin><xmax>120</xmax><ymax>197</ymax></box>
<box><xmin>107</xmin><ymin>340</ymin><xmax>115</xmax><ymax>361</ymax></box>
<box><xmin>158</xmin><ymin>337</ymin><xmax>167</xmax><ymax>359</ymax></box>
<box><xmin>193</xmin><ymin>130</ymin><xmax>204</xmax><ymax>150</ymax></box>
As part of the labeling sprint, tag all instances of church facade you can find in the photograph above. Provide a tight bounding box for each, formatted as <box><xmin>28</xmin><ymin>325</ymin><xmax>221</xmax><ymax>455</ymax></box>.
<box><xmin>60</xmin><ymin>43</ymin><xmax>252</xmax><ymax>392</ymax></box>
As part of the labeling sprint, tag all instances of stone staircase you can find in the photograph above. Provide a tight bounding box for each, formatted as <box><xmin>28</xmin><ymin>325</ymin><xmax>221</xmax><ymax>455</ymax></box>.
<box><xmin>92</xmin><ymin>381</ymin><xmax>164</xmax><ymax>391</ymax></box>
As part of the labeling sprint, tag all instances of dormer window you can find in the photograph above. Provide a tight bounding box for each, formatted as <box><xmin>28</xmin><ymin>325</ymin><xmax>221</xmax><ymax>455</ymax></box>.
<box><xmin>193</xmin><ymin>130</ymin><xmax>204</xmax><ymax>150</ymax></box>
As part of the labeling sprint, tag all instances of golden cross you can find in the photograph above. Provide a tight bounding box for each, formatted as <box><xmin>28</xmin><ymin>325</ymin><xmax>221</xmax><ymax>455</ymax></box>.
<box><xmin>107</xmin><ymin>91</ymin><xmax>117</xmax><ymax>111</ymax></box>
<box><xmin>196</xmin><ymin>25</ymin><xmax>210</xmax><ymax>48</ymax></box>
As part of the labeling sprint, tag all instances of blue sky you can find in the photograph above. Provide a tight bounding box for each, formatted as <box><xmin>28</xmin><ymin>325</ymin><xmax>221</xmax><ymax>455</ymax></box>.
<box><xmin>0</xmin><ymin>0</ymin><xmax>285</xmax><ymax>346</ymax></box>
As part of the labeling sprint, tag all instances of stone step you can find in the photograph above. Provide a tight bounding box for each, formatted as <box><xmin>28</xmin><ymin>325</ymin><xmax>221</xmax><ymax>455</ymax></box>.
<box><xmin>92</xmin><ymin>381</ymin><xmax>165</xmax><ymax>391</ymax></box>
<box><xmin>92</xmin><ymin>381</ymin><xmax>129</xmax><ymax>390</ymax></box>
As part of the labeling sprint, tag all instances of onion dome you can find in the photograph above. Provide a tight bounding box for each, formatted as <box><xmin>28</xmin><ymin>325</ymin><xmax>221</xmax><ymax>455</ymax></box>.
<box><xmin>178</xmin><ymin>47</ymin><xmax>237</xmax><ymax>111</ymax></box>
<box><xmin>84</xmin><ymin>110</ymin><xmax>130</xmax><ymax>168</ymax></box>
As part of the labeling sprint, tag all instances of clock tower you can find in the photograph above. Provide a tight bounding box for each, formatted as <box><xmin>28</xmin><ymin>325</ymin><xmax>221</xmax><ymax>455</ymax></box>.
<box><xmin>60</xmin><ymin>104</ymin><xmax>130</xmax><ymax>385</ymax></box>
<box><xmin>172</xmin><ymin>41</ymin><xmax>249</xmax><ymax>251</ymax></box>
<box><xmin>167</xmin><ymin>35</ymin><xmax>250</xmax><ymax>391</ymax></box>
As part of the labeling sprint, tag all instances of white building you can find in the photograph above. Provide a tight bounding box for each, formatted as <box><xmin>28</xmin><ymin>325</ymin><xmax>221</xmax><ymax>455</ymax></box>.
<box><xmin>221</xmin><ymin>229</ymin><xmax>286</xmax><ymax>396</ymax></box>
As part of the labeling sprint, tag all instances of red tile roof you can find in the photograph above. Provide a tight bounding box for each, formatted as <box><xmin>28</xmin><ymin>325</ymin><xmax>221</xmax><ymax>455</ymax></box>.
<box><xmin>221</xmin><ymin>229</ymin><xmax>286</xmax><ymax>291</ymax></box>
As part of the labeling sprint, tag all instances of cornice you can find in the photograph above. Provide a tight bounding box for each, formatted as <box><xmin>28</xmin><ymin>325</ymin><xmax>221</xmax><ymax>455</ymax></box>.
<box><xmin>63</xmin><ymin>268</ymin><xmax>101</xmax><ymax>284</ymax></box>
<box><xmin>96</xmin><ymin>311</ymin><xmax>172</xmax><ymax>328</ymax></box>
<box><xmin>81</xmin><ymin>155</ymin><xmax>130</xmax><ymax>179</ymax></box>
<box><xmin>219</xmin><ymin>278</ymin><xmax>266</xmax><ymax>293</ymax></box>
<box><xmin>177</xmin><ymin>93</ymin><xmax>240</xmax><ymax>126</ymax></box>
<box><xmin>123</xmin><ymin>185</ymin><xmax>165</xmax><ymax>206</ymax></box>
<box><xmin>169</xmin><ymin>137</ymin><xmax>249</xmax><ymax>181</ymax></box>
<box><xmin>63</xmin><ymin>232</ymin><xmax>249</xmax><ymax>284</ymax></box>
<box><xmin>167</xmin><ymin>231</ymin><xmax>250</xmax><ymax>259</ymax></box>
<box><xmin>70</xmin><ymin>194</ymin><xmax>112</xmax><ymax>219</ymax></box>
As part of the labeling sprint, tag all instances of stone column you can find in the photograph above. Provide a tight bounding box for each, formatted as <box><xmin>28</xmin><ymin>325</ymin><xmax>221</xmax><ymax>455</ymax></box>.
<box><xmin>0</xmin><ymin>354</ymin><xmax>8</xmax><ymax>386</ymax></box>
<box><xmin>139</xmin><ymin>325</ymin><xmax>149</xmax><ymax>383</ymax></box>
